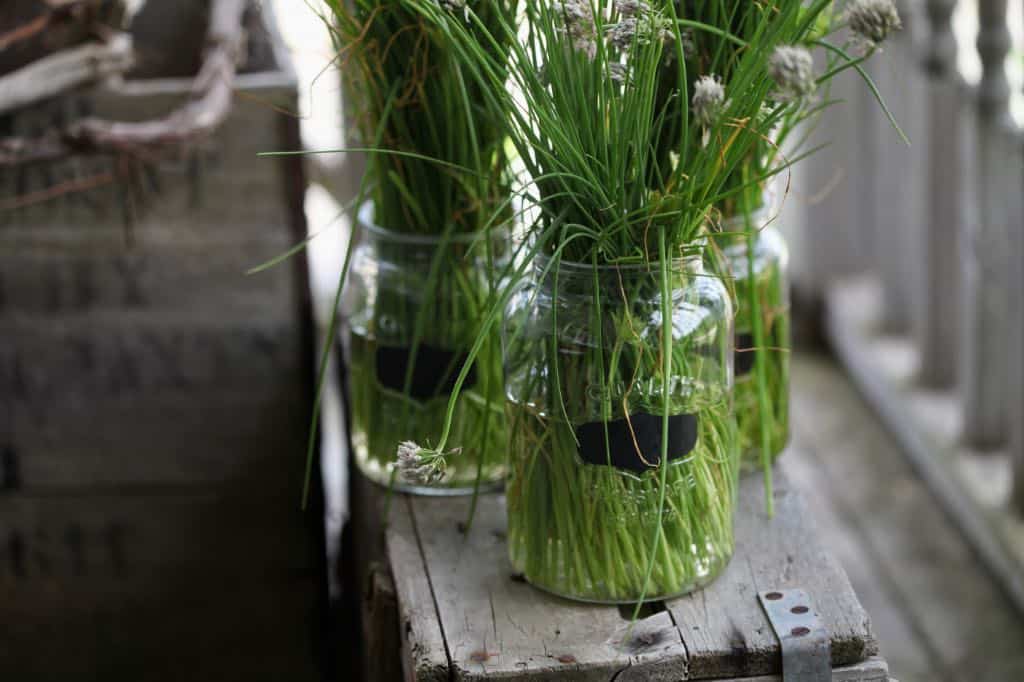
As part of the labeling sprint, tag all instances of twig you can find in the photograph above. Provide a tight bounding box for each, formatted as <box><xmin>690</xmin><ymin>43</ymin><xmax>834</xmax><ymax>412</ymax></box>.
<box><xmin>0</xmin><ymin>168</ymin><xmax>114</xmax><ymax>211</ymax></box>
<box><xmin>0</xmin><ymin>0</ymin><xmax>247</xmax><ymax>167</ymax></box>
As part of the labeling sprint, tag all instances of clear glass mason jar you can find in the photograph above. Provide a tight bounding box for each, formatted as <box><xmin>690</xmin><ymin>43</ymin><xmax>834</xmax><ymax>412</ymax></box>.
<box><xmin>714</xmin><ymin>209</ymin><xmax>791</xmax><ymax>470</ymax></box>
<box><xmin>342</xmin><ymin>204</ymin><xmax>508</xmax><ymax>494</ymax></box>
<box><xmin>502</xmin><ymin>252</ymin><xmax>739</xmax><ymax>603</ymax></box>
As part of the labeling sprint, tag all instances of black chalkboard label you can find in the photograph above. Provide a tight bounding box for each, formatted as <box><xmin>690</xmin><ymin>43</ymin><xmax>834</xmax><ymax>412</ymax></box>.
<box><xmin>375</xmin><ymin>344</ymin><xmax>477</xmax><ymax>401</ymax></box>
<box><xmin>734</xmin><ymin>321</ymin><xmax>777</xmax><ymax>377</ymax></box>
<box><xmin>735</xmin><ymin>331</ymin><xmax>757</xmax><ymax>376</ymax></box>
<box><xmin>575</xmin><ymin>413</ymin><xmax>699</xmax><ymax>474</ymax></box>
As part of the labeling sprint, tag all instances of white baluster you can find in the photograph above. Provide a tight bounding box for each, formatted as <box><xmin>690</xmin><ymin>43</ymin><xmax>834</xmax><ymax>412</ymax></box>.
<box><xmin>1011</xmin><ymin>137</ymin><xmax>1024</xmax><ymax>511</ymax></box>
<box><xmin>800</xmin><ymin>66</ymin><xmax>872</xmax><ymax>296</ymax></box>
<box><xmin>917</xmin><ymin>0</ymin><xmax>964</xmax><ymax>388</ymax></box>
<box><xmin>874</xmin><ymin>0</ymin><xmax>926</xmax><ymax>334</ymax></box>
<box><xmin>961</xmin><ymin>0</ymin><xmax>1013</xmax><ymax>448</ymax></box>
<box><xmin>1010</xmin><ymin>0</ymin><xmax>1024</xmax><ymax>514</ymax></box>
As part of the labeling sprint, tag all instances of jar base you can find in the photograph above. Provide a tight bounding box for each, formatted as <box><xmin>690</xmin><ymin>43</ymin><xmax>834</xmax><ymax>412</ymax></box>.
<box><xmin>356</xmin><ymin>453</ymin><xmax>505</xmax><ymax>497</ymax></box>
<box><xmin>514</xmin><ymin>551</ymin><xmax>733</xmax><ymax>605</ymax></box>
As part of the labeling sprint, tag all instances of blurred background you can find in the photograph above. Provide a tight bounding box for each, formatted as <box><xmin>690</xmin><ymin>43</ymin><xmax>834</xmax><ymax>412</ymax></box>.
<box><xmin>1</xmin><ymin>0</ymin><xmax>1023</xmax><ymax>680</ymax></box>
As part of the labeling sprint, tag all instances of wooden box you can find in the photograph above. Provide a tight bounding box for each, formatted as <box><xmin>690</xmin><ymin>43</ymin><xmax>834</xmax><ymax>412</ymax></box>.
<box><xmin>357</xmin><ymin>467</ymin><xmax>892</xmax><ymax>681</ymax></box>
<box><xmin>0</xmin><ymin>1</ymin><xmax>313</xmax><ymax>492</ymax></box>
<box><xmin>0</xmin><ymin>4</ymin><xmax>323</xmax><ymax>679</ymax></box>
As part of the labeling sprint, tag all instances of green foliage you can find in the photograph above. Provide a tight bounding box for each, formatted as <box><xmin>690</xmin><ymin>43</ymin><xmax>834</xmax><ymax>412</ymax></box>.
<box><xmin>321</xmin><ymin>0</ymin><xmax>515</xmax><ymax>233</ymax></box>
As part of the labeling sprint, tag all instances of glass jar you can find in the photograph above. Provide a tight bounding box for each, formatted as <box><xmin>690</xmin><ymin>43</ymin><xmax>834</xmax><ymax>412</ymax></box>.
<box><xmin>342</xmin><ymin>204</ymin><xmax>508</xmax><ymax>494</ymax></box>
<box><xmin>715</xmin><ymin>209</ymin><xmax>791</xmax><ymax>470</ymax></box>
<box><xmin>502</xmin><ymin>252</ymin><xmax>739</xmax><ymax>603</ymax></box>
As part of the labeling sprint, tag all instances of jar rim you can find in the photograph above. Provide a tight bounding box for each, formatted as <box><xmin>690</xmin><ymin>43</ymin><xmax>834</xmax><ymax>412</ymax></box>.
<box><xmin>357</xmin><ymin>202</ymin><xmax>510</xmax><ymax>246</ymax></box>
<box><xmin>532</xmin><ymin>244</ymin><xmax>705</xmax><ymax>275</ymax></box>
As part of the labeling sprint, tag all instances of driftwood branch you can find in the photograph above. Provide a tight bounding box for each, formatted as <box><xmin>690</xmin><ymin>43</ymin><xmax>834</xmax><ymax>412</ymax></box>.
<box><xmin>0</xmin><ymin>32</ymin><xmax>133</xmax><ymax>115</ymax></box>
<box><xmin>0</xmin><ymin>0</ymin><xmax>247</xmax><ymax>167</ymax></box>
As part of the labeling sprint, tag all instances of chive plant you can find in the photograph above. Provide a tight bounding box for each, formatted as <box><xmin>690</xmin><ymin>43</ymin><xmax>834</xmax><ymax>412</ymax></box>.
<box><xmin>389</xmin><ymin>0</ymin><xmax>892</xmax><ymax>602</ymax></box>
<box><xmin>674</xmin><ymin>0</ymin><xmax>902</xmax><ymax>481</ymax></box>
<box><xmin>715</xmin><ymin>207</ymin><xmax>790</xmax><ymax>470</ymax></box>
<box><xmin>321</xmin><ymin>0</ymin><xmax>516</xmax><ymax>492</ymax></box>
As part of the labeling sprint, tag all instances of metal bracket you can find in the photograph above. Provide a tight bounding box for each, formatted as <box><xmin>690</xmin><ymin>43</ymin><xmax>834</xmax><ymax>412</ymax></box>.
<box><xmin>758</xmin><ymin>589</ymin><xmax>831</xmax><ymax>682</ymax></box>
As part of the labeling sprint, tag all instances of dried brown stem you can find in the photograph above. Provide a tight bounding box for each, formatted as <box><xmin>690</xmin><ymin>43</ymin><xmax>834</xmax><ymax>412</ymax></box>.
<box><xmin>0</xmin><ymin>168</ymin><xmax>115</xmax><ymax>211</ymax></box>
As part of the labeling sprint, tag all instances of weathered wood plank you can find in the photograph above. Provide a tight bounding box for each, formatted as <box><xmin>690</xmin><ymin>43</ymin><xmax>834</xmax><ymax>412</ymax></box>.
<box><xmin>7</xmin><ymin>389</ymin><xmax>306</xmax><ymax>490</ymax></box>
<box><xmin>406</xmin><ymin>494</ymin><xmax>688</xmax><ymax>682</ymax></box>
<box><xmin>387</xmin><ymin>495</ymin><xmax>451</xmax><ymax>682</ymax></box>
<box><xmin>0</xmin><ymin>241</ymin><xmax>294</xmax><ymax>313</ymax></box>
<box><xmin>2</xmin><ymin>579</ymin><xmax>321</xmax><ymax>680</ymax></box>
<box><xmin>794</xmin><ymin>341</ymin><xmax>1024</xmax><ymax>679</ymax></box>
<box><xmin>668</xmin><ymin>471</ymin><xmax>876</xmax><ymax>680</ymax></box>
<box><xmin>0</xmin><ymin>490</ymin><xmax>324</xmax><ymax>680</ymax></box>
<box><xmin>0</xmin><ymin>310</ymin><xmax>303</xmax><ymax>404</ymax></box>
<box><xmin>827</xmin><ymin>279</ymin><xmax>1024</xmax><ymax>620</ymax></box>
<box><xmin>378</xmin><ymin>471</ymin><xmax>878</xmax><ymax>680</ymax></box>
<box><xmin>784</xmin><ymin>443</ymin><xmax>940</xmax><ymax>682</ymax></box>
<box><xmin>363</xmin><ymin>563</ymin><xmax>404</xmax><ymax>682</ymax></box>
<box><xmin>715</xmin><ymin>657</ymin><xmax>889</xmax><ymax>682</ymax></box>
<box><xmin>0</xmin><ymin>490</ymin><xmax>316</xmax><ymax>581</ymax></box>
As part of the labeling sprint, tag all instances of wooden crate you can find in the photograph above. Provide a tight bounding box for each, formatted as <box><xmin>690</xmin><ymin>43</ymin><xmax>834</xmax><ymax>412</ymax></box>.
<box><xmin>0</xmin><ymin>0</ymin><xmax>314</xmax><ymax>493</ymax></box>
<box><xmin>356</xmin><ymin>467</ymin><xmax>892</xmax><ymax>681</ymax></box>
<box><xmin>0</xmin><ymin>4</ymin><xmax>324</xmax><ymax>678</ymax></box>
<box><xmin>0</xmin><ymin>490</ymin><xmax>322</xmax><ymax>680</ymax></box>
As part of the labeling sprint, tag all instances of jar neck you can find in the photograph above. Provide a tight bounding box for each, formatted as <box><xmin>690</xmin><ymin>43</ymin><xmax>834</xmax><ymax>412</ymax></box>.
<box><xmin>357</xmin><ymin>202</ymin><xmax>510</xmax><ymax>257</ymax></box>
<box><xmin>532</xmin><ymin>252</ymin><xmax>706</xmax><ymax>298</ymax></box>
<box><xmin>710</xmin><ymin>205</ymin><xmax>776</xmax><ymax>250</ymax></box>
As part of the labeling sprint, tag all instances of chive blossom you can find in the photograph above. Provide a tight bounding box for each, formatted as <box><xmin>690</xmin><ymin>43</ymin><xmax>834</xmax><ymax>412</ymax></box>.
<box><xmin>768</xmin><ymin>45</ymin><xmax>815</xmax><ymax>101</ymax></box>
<box><xmin>845</xmin><ymin>0</ymin><xmax>902</xmax><ymax>48</ymax></box>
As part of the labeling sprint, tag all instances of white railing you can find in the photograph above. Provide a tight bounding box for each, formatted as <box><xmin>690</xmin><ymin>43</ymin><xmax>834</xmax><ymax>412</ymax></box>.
<box><xmin>806</xmin><ymin>0</ymin><xmax>1024</xmax><ymax>511</ymax></box>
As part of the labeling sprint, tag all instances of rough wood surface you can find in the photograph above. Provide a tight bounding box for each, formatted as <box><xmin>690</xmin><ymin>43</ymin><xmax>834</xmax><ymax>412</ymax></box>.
<box><xmin>7</xmin><ymin>389</ymin><xmax>305</xmax><ymax>491</ymax></box>
<box><xmin>1</xmin><ymin>310</ymin><xmax>302</xmax><ymax>403</ymax></box>
<box><xmin>388</xmin><ymin>496</ymin><xmax>450</xmax><ymax>682</ymax></box>
<box><xmin>403</xmin><ymin>494</ymin><xmax>688</xmax><ymax>682</ymax></box>
<box><xmin>715</xmin><ymin>657</ymin><xmax>889</xmax><ymax>682</ymax></box>
<box><xmin>370</xmin><ymin>467</ymin><xmax>878</xmax><ymax>680</ymax></box>
<box><xmin>828</xmin><ymin>279</ymin><xmax>1024</xmax><ymax>618</ymax></box>
<box><xmin>0</xmin><ymin>239</ymin><xmax>294</xmax><ymax>314</ymax></box>
<box><xmin>667</xmin><ymin>472</ymin><xmax>875</xmax><ymax>679</ymax></box>
<box><xmin>0</xmin><ymin>488</ymin><xmax>323</xmax><ymax>680</ymax></box>
<box><xmin>363</xmin><ymin>564</ymin><xmax>403</xmax><ymax>682</ymax></box>
<box><xmin>794</xmin><ymin>348</ymin><xmax>1024</xmax><ymax>681</ymax></box>
<box><xmin>827</xmin><ymin>280</ymin><xmax>1024</xmax><ymax>662</ymax></box>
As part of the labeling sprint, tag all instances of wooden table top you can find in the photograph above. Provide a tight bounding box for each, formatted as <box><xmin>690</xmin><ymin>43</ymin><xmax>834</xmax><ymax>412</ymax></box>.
<box><xmin>374</xmin><ymin>464</ymin><xmax>888</xmax><ymax>681</ymax></box>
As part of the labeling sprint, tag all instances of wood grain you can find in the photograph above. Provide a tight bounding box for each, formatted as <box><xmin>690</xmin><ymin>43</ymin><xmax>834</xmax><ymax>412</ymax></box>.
<box><xmin>1</xmin><ymin>310</ymin><xmax>303</xmax><ymax>403</ymax></box>
<box><xmin>825</xmin><ymin>285</ymin><xmax>1024</xmax><ymax>679</ymax></box>
<box><xmin>406</xmin><ymin>493</ymin><xmax>688</xmax><ymax>681</ymax></box>
<box><xmin>371</xmin><ymin>468</ymin><xmax>878</xmax><ymax>679</ymax></box>
<box><xmin>388</xmin><ymin>496</ymin><xmax>450</xmax><ymax>682</ymax></box>
<box><xmin>668</xmin><ymin>471</ymin><xmax>876</xmax><ymax>679</ymax></box>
